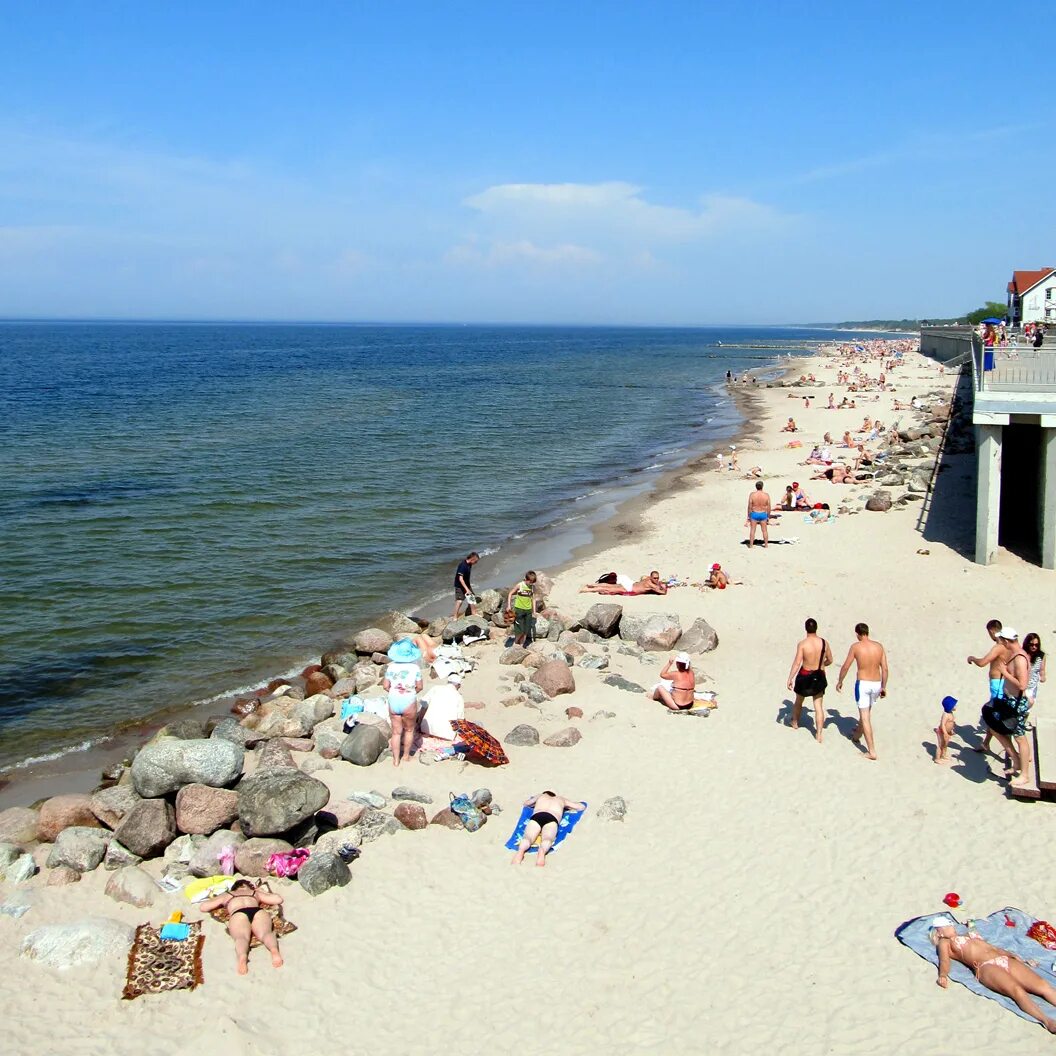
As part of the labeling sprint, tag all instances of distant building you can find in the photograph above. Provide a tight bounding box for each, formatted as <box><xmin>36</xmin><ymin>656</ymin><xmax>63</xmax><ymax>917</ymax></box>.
<box><xmin>1007</xmin><ymin>268</ymin><xmax>1056</xmax><ymax>326</ymax></box>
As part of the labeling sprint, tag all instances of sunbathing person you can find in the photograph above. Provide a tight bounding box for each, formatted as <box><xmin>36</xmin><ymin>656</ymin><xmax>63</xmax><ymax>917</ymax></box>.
<box><xmin>781</xmin><ymin>417</ymin><xmax>798</xmax><ymax>432</ymax></box>
<box><xmin>841</xmin><ymin>430</ymin><xmax>854</xmax><ymax>447</ymax></box>
<box><xmin>812</xmin><ymin>464</ymin><xmax>852</xmax><ymax>484</ymax></box>
<box><xmin>930</xmin><ymin>923</ymin><xmax>1056</xmax><ymax>1032</ymax></box>
<box><xmin>511</xmin><ymin>790</ymin><xmax>586</xmax><ymax>868</ymax></box>
<box><xmin>199</xmin><ymin>880</ymin><xmax>285</xmax><ymax>974</ymax></box>
<box><xmin>649</xmin><ymin>652</ymin><xmax>697</xmax><ymax>710</ymax></box>
<box><xmin>581</xmin><ymin>570</ymin><xmax>668</xmax><ymax>595</ymax></box>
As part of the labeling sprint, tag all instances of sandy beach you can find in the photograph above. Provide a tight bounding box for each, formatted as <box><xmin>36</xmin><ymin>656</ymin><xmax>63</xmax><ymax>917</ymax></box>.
<box><xmin>4</xmin><ymin>342</ymin><xmax>1056</xmax><ymax>1056</ymax></box>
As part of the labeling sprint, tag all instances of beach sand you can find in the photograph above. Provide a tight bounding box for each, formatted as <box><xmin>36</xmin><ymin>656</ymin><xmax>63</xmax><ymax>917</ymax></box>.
<box><xmin>3</xmin><ymin>346</ymin><xmax>1055</xmax><ymax>1055</ymax></box>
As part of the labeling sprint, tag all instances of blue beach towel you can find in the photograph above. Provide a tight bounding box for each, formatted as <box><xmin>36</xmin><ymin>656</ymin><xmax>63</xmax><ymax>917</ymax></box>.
<box><xmin>896</xmin><ymin>906</ymin><xmax>1056</xmax><ymax>1026</ymax></box>
<box><xmin>504</xmin><ymin>803</ymin><xmax>588</xmax><ymax>854</ymax></box>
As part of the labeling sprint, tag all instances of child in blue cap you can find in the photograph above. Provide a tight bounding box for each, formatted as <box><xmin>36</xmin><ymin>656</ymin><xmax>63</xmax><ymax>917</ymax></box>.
<box><xmin>935</xmin><ymin>696</ymin><xmax>957</xmax><ymax>764</ymax></box>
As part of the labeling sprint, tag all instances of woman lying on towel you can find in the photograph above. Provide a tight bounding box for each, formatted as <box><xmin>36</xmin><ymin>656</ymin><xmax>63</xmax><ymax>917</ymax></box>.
<box><xmin>930</xmin><ymin>924</ymin><xmax>1056</xmax><ymax>1032</ymax></box>
<box><xmin>199</xmin><ymin>880</ymin><xmax>285</xmax><ymax>975</ymax></box>
<box><xmin>580</xmin><ymin>571</ymin><xmax>668</xmax><ymax>596</ymax></box>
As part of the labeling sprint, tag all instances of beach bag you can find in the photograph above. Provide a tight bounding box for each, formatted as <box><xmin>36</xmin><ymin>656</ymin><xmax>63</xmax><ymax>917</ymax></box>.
<box><xmin>449</xmin><ymin>793</ymin><xmax>485</xmax><ymax>833</ymax></box>
<box><xmin>1028</xmin><ymin>921</ymin><xmax>1056</xmax><ymax>950</ymax></box>
<box><xmin>982</xmin><ymin>696</ymin><xmax>1019</xmax><ymax>736</ymax></box>
<box><xmin>267</xmin><ymin>847</ymin><xmax>311</xmax><ymax>878</ymax></box>
<box><xmin>596</xmin><ymin>572</ymin><xmax>618</xmax><ymax>585</ymax></box>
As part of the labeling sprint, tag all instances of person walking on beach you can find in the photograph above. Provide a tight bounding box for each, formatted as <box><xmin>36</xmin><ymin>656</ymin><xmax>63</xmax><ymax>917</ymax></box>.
<box><xmin>746</xmin><ymin>480</ymin><xmax>772</xmax><ymax>548</ymax></box>
<box><xmin>835</xmin><ymin>623</ymin><xmax>888</xmax><ymax>761</ymax></box>
<box><xmin>452</xmin><ymin>551</ymin><xmax>480</xmax><ymax>618</ymax></box>
<box><xmin>967</xmin><ymin>618</ymin><xmax>1008</xmax><ymax>755</ymax></box>
<box><xmin>510</xmin><ymin>790</ymin><xmax>586</xmax><ymax>868</ymax></box>
<box><xmin>786</xmin><ymin>618</ymin><xmax>832</xmax><ymax>742</ymax></box>
<box><xmin>507</xmin><ymin>570</ymin><xmax>539</xmax><ymax>647</ymax></box>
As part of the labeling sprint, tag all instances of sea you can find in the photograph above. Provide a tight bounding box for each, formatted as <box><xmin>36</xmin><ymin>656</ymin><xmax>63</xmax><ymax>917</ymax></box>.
<box><xmin>0</xmin><ymin>322</ymin><xmax>862</xmax><ymax>781</ymax></box>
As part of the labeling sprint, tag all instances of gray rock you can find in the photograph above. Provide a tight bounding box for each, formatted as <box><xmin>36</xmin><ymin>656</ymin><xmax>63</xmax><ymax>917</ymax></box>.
<box><xmin>130</xmin><ymin>738</ymin><xmax>244</xmax><ymax>798</ymax></box>
<box><xmin>89</xmin><ymin>785</ymin><xmax>142</xmax><ymax>830</ymax></box>
<box><xmin>313</xmin><ymin>718</ymin><xmax>346</xmax><ymax>757</ymax></box>
<box><xmin>47</xmin><ymin>865</ymin><xmax>82</xmax><ymax>886</ymax></box>
<box><xmin>391</xmin><ymin>787</ymin><xmax>433</xmax><ymax>804</ymax></box>
<box><xmin>679</xmin><ymin>617</ymin><xmax>719</xmax><ymax>654</ymax></box>
<box><xmin>46</xmin><ymin>827</ymin><xmax>112</xmax><ymax>873</ymax></box>
<box><xmin>617</xmin><ymin>643</ymin><xmax>644</xmax><ymax>658</ymax></box>
<box><xmin>298</xmin><ymin>850</ymin><xmax>352</xmax><ymax>896</ymax></box>
<box><xmin>354</xmin><ymin>626</ymin><xmax>394</xmax><ymax>655</ymax></box>
<box><xmin>499</xmin><ymin>645</ymin><xmax>529</xmax><ymax>665</ymax></box>
<box><xmin>188</xmin><ymin>828</ymin><xmax>245</xmax><ymax>877</ymax></box>
<box><xmin>865</xmin><ymin>490</ymin><xmax>893</xmax><ymax>512</ymax></box>
<box><xmin>543</xmin><ymin>727</ymin><xmax>582</xmax><ymax>748</ymax></box>
<box><xmin>385</xmin><ymin>611</ymin><xmax>422</xmax><ymax>635</ymax></box>
<box><xmin>471</xmin><ymin>788</ymin><xmax>493</xmax><ymax>809</ymax></box>
<box><xmin>210</xmin><ymin>717</ymin><xmax>256</xmax><ymax>748</ymax></box>
<box><xmin>443</xmin><ymin>616</ymin><xmax>489</xmax><ymax>643</ymax></box>
<box><xmin>592</xmin><ymin>710</ymin><xmax>617</xmax><ymax>720</ymax></box>
<box><xmin>533</xmin><ymin>615</ymin><xmax>551</xmax><ymax>639</ymax></box>
<box><xmin>160</xmin><ymin>718</ymin><xmax>208</xmax><ymax>740</ymax></box>
<box><xmin>583</xmin><ymin>603</ymin><xmax>623</xmax><ymax>638</ymax></box>
<box><xmin>352</xmin><ymin>663</ymin><xmax>379</xmax><ymax>694</ymax></box>
<box><xmin>163</xmin><ymin>833</ymin><xmax>203</xmax><ymax>864</ymax></box>
<box><xmin>478</xmin><ymin>589</ymin><xmax>503</xmax><ymax>615</ymax></box>
<box><xmin>321</xmin><ymin>649</ymin><xmax>358</xmax><ymax>671</ymax></box>
<box><xmin>348</xmin><ymin>790</ymin><xmax>387</xmax><ymax>809</ymax></box>
<box><xmin>20</xmin><ymin>918</ymin><xmax>134</xmax><ymax>970</ymax></box>
<box><xmin>322</xmin><ymin>663</ymin><xmax>350</xmax><ymax>684</ymax></box>
<box><xmin>577</xmin><ymin>654</ymin><xmax>610</xmax><ymax>670</ymax></box>
<box><xmin>238</xmin><ymin>769</ymin><xmax>330</xmax><ymax>837</ymax></box>
<box><xmin>907</xmin><ymin>476</ymin><xmax>929</xmax><ymax>494</ymax></box>
<box><xmin>596</xmin><ymin>796</ymin><xmax>627</xmax><ymax>822</ymax></box>
<box><xmin>290</xmin><ymin>693</ymin><xmax>335</xmax><ymax>727</ymax></box>
<box><xmin>103</xmin><ymin>840</ymin><xmax>143</xmax><ymax>871</ymax></box>
<box><xmin>104</xmin><ymin>866</ymin><xmax>156</xmax><ymax>908</ymax></box>
<box><xmin>505</xmin><ymin>724</ymin><xmax>540</xmax><ymax>747</ymax></box>
<box><xmin>255</xmin><ymin>739</ymin><xmax>296</xmax><ymax>772</ymax></box>
<box><xmin>339</xmin><ymin>725</ymin><xmax>386</xmax><ymax>766</ymax></box>
<box><xmin>618</xmin><ymin>614</ymin><xmax>646</xmax><ymax>642</ymax></box>
<box><xmin>313</xmin><ymin>827</ymin><xmax>363</xmax><ymax>857</ymax></box>
<box><xmin>235</xmin><ymin>837</ymin><xmax>292</xmax><ymax>877</ymax></box>
<box><xmin>523</xmin><ymin>682</ymin><xmax>549</xmax><ymax>704</ymax></box>
<box><xmin>1</xmin><ymin>853</ymin><xmax>36</xmax><ymax>884</ymax></box>
<box><xmin>113</xmin><ymin>799</ymin><xmax>177</xmax><ymax>858</ymax></box>
<box><xmin>603</xmin><ymin>674</ymin><xmax>647</xmax><ymax>694</ymax></box>
<box><xmin>301</xmin><ymin>757</ymin><xmax>333</xmax><ymax>775</ymax></box>
<box><xmin>0</xmin><ymin>842</ymin><xmax>19</xmax><ymax>870</ymax></box>
<box><xmin>358</xmin><ymin>808</ymin><xmax>400</xmax><ymax>843</ymax></box>
<box><xmin>636</xmin><ymin>613</ymin><xmax>682</xmax><ymax>651</ymax></box>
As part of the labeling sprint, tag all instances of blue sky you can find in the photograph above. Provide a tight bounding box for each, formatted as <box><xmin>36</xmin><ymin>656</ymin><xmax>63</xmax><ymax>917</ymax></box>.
<box><xmin>0</xmin><ymin>2</ymin><xmax>1050</xmax><ymax>324</ymax></box>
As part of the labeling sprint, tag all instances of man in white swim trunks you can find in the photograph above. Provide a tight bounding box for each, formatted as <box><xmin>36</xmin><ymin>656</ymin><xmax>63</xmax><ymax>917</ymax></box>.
<box><xmin>835</xmin><ymin>622</ymin><xmax>888</xmax><ymax>761</ymax></box>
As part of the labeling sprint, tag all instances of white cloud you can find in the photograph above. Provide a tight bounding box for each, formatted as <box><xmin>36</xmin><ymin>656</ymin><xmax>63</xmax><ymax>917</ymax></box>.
<box><xmin>444</xmin><ymin>237</ymin><xmax>602</xmax><ymax>269</ymax></box>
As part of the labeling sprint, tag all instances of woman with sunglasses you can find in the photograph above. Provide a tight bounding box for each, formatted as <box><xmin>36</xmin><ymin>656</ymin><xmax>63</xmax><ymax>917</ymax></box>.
<box><xmin>1024</xmin><ymin>633</ymin><xmax>1047</xmax><ymax>707</ymax></box>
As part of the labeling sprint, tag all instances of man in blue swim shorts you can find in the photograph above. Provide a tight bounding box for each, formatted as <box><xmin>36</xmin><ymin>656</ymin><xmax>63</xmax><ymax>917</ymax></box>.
<box><xmin>966</xmin><ymin>618</ymin><xmax>1009</xmax><ymax>755</ymax></box>
<box><xmin>745</xmin><ymin>480</ymin><xmax>772</xmax><ymax>549</ymax></box>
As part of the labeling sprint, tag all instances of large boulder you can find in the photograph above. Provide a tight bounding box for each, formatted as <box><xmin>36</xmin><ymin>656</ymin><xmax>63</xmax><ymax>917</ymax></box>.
<box><xmin>255</xmin><ymin>739</ymin><xmax>296</xmax><ymax>772</ymax></box>
<box><xmin>304</xmin><ymin>670</ymin><xmax>334</xmax><ymax>697</ymax></box>
<box><xmin>38</xmin><ymin>794</ymin><xmax>102</xmax><ymax>843</ymax></box>
<box><xmin>295</xmin><ymin>694</ymin><xmax>336</xmax><ymax>725</ymax></box>
<box><xmin>679</xmin><ymin>617</ymin><xmax>719</xmax><ymax>654</ymax></box>
<box><xmin>317</xmin><ymin>800</ymin><xmax>366</xmax><ymax>829</ymax></box>
<box><xmin>130</xmin><ymin>738</ymin><xmax>244</xmax><ymax>798</ymax></box>
<box><xmin>238</xmin><ymin>770</ymin><xmax>330</xmax><ymax>837</ymax></box>
<box><xmin>103</xmin><ymin>840</ymin><xmax>143</xmax><ymax>871</ymax></box>
<box><xmin>478</xmin><ymin>589</ymin><xmax>503</xmax><ymax>615</ymax></box>
<box><xmin>90</xmin><ymin>785</ymin><xmax>142</xmax><ymax>830</ymax></box>
<box><xmin>104</xmin><ymin>866</ymin><xmax>156</xmax><ymax>908</ymax></box>
<box><xmin>210</xmin><ymin>717</ymin><xmax>256</xmax><ymax>748</ymax></box>
<box><xmin>175</xmin><ymin>784</ymin><xmax>240</xmax><ymax>835</ymax></box>
<box><xmin>313</xmin><ymin>827</ymin><xmax>362</xmax><ymax>856</ymax></box>
<box><xmin>188</xmin><ymin>828</ymin><xmax>245</xmax><ymax>877</ymax></box>
<box><xmin>530</xmin><ymin>660</ymin><xmax>576</xmax><ymax>698</ymax></box>
<box><xmin>0</xmin><ymin>806</ymin><xmax>40</xmax><ymax>848</ymax></box>
<box><xmin>235</xmin><ymin>837</ymin><xmax>292</xmax><ymax>877</ymax></box>
<box><xmin>442</xmin><ymin>616</ymin><xmax>489</xmax><ymax>643</ymax></box>
<box><xmin>298</xmin><ymin>850</ymin><xmax>352</xmax><ymax>896</ymax></box>
<box><xmin>354</xmin><ymin>627</ymin><xmax>394</xmax><ymax>655</ymax></box>
<box><xmin>20</xmin><ymin>918</ymin><xmax>134</xmax><ymax>971</ymax></box>
<box><xmin>393</xmin><ymin>803</ymin><xmax>428</xmax><ymax>830</ymax></box>
<box><xmin>499</xmin><ymin>645</ymin><xmax>529</xmax><ymax>665</ymax></box>
<box><xmin>358</xmin><ymin>808</ymin><xmax>401</xmax><ymax>843</ymax></box>
<box><xmin>113</xmin><ymin>799</ymin><xmax>177</xmax><ymax>858</ymax></box>
<box><xmin>46</xmin><ymin>827</ymin><xmax>112</xmax><ymax>873</ymax></box>
<box><xmin>339</xmin><ymin>725</ymin><xmax>386</xmax><ymax>767</ymax></box>
<box><xmin>617</xmin><ymin>613</ymin><xmax>646</xmax><ymax>643</ymax></box>
<box><xmin>583</xmin><ymin>603</ymin><xmax>623</xmax><ymax>638</ymax></box>
<box><xmin>636</xmin><ymin>614</ymin><xmax>682</xmax><ymax>651</ymax></box>
<box><xmin>865</xmin><ymin>490</ymin><xmax>892</xmax><ymax>512</ymax></box>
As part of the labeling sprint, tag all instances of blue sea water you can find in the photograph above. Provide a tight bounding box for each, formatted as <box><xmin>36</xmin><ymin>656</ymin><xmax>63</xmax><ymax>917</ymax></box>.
<box><xmin>0</xmin><ymin>322</ymin><xmax>848</xmax><ymax>772</ymax></box>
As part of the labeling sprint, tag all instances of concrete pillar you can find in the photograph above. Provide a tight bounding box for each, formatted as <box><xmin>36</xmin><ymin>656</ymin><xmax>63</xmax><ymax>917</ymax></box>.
<box><xmin>1041</xmin><ymin>427</ymin><xmax>1056</xmax><ymax>570</ymax></box>
<box><xmin>975</xmin><ymin>424</ymin><xmax>1002</xmax><ymax>565</ymax></box>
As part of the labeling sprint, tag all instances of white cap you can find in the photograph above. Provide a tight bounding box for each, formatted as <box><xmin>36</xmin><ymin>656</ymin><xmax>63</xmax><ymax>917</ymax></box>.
<box><xmin>447</xmin><ymin>673</ymin><xmax>464</xmax><ymax>685</ymax></box>
<box><xmin>997</xmin><ymin>628</ymin><xmax>1018</xmax><ymax>640</ymax></box>
<box><xmin>675</xmin><ymin>652</ymin><xmax>691</xmax><ymax>666</ymax></box>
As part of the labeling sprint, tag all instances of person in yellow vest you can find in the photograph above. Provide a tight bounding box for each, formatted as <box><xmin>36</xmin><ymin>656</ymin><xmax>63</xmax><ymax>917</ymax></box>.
<box><xmin>506</xmin><ymin>570</ymin><xmax>539</xmax><ymax>647</ymax></box>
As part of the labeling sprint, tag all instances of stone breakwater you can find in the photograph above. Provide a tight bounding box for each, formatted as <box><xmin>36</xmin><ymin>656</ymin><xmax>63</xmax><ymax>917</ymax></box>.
<box><xmin>0</xmin><ymin>575</ymin><xmax>720</xmax><ymax>914</ymax></box>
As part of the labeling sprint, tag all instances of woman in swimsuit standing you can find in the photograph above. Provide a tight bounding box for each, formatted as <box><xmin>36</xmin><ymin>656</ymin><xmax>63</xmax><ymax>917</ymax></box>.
<box><xmin>930</xmin><ymin>924</ymin><xmax>1056</xmax><ymax>1032</ymax></box>
<box><xmin>199</xmin><ymin>879</ymin><xmax>285</xmax><ymax>975</ymax></box>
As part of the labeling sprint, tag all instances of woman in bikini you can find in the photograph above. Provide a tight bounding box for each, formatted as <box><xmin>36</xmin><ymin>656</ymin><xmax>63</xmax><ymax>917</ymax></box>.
<box><xmin>510</xmin><ymin>790</ymin><xmax>586</xmax><ymax>868</ymax></box>
<box><xmin>930</xmin><ymin>923</ymin><xmax>1056</xmax><ymax>1032</ymax></box>
<box><xmin>199</xmin><ymin>879</ymin><xmax>285</xmax><ymax>975</ymax></box>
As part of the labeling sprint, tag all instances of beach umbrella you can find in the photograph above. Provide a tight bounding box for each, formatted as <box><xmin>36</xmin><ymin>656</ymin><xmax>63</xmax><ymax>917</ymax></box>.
<box><xmin>450</xmin><ymin>719</ymin><xmax>509</xmax><ymax>766</ymax></box>
<box><xmin>981</xmin><ymin>317</ymin><xmax>1002</xmax><ymax>324</ymax></box>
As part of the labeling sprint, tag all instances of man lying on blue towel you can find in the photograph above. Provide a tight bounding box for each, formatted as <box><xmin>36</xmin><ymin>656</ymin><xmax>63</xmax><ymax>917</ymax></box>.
<box><xmin>510</xmin><ymin>790</ymin><xmax>586</xmax><ymax>868</ymax></box>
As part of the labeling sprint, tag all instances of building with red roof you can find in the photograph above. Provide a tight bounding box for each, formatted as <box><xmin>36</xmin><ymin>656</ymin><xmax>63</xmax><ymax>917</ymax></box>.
<box><xmin>1007</xmin><ymin>268</ymin><xmax>1056</xmax><ymax>325</ymax></box>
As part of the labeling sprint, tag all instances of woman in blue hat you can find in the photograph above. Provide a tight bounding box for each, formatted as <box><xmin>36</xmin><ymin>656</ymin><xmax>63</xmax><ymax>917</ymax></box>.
<box><xmin>383</xmin><ymin>637</ymin><xmax>423</xmax><ymax>767</ymax></box>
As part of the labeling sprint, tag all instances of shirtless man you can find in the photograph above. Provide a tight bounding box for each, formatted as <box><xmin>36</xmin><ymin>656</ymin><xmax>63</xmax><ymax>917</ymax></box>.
<box><xmin>649</xmin><ymin>652</ymin><xmax>697</xmax><ymax>710</ymax></box>
<box><xmin>988</xmin><ymin>629</ymin><xmax>1034</xmax><ymax>786</ymax></box>
<box><xmin>510</xmin><ymin>790</ymin><xmax>586</xmax><ymax>868</ymax></box>
<box><xmin>786</xmin><ymin>618</ymin><xmax>833</xmax><ymax>742</ymax></box>
<box><xmin>745</xmin><ymin>480</ymin><xmax>772</xmax><ymax>548</ymax></box>
<box><xmin>967</xmin><ymin>618</ymin><xmax>1007</xmax><ymax>754</ymax></box>
<box><xmin>581</xmin><ymin>570</ymin><xmax>668</xmax><ymax>595</ymax></box>
<box><xmin>835</xmin><ymin>622</ymin><xmax>889</xmax><ymax>760</ymax></box>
